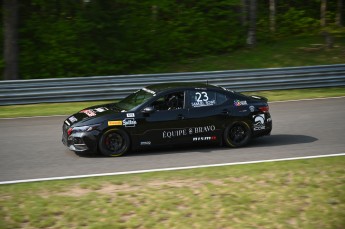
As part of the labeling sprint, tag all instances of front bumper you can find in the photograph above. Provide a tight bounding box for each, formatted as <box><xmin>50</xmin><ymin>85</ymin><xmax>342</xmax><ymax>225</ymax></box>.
<box><xmin>62</xmin><ymin>124</ymin><xmax>99</xmax><ymax>153</ymax></box>
<box><xmin>62</xmin><ymin>132</ymin><xmax>89</xmax><ymax>152</ymax></box>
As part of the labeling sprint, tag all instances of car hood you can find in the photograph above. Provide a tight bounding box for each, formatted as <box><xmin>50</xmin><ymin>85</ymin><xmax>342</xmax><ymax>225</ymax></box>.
<box><xmin>64</xmin><ymin>103</ymin><xmax>122</xmax><ymax>126</ymax></box>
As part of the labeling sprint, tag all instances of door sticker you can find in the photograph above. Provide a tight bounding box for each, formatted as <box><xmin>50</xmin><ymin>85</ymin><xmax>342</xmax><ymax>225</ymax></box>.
<box><xmin>191</xmin><ymin>91</ymin><xmax>216</xmax><ymax>107</ymax></box>
<box><xmin>162</xmin><ymin>125</ymin><xmax>216</xmax><ymax>139</ymax></box>
<box><xmin>253</xmin><ymin>114</ymin><xmax>265</xmax><ymax>131</ymax></box>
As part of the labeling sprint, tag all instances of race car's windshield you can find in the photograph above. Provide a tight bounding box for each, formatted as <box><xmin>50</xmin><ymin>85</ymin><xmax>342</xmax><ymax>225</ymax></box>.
<box><xmin>116</xmin><ymin>89</ymin><xmax>155</xmax><ymax>111</ymax></box>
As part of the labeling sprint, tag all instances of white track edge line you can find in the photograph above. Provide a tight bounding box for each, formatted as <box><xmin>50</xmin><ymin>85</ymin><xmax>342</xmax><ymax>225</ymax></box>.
<box><xmin>1</xmin><ymin>153</ymin><xmax>344</xmax><ymax>185</ymax></box>
<box><xmin>1</xmin><ymin>96</ymin><xmax>344</xmax><ymax>120</ymax></box>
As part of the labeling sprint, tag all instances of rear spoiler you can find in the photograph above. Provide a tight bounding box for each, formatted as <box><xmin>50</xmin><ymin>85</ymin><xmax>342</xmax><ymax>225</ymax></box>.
<box><xmin>250</xmin><ymin>95</ymin><xmax>268</xmax><ymax>102</ymax></box>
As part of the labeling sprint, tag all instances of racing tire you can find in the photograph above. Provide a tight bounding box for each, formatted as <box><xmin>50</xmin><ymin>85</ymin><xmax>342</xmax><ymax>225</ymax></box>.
<box><xmin>99</xmin><ymin>129</ymin><xmax>130</xmax><ymax>157</ymax></box>
<box><xmin>224</xmin><ymin>121</ymin><xmax>252</xmax><ymax>148</ymax></box>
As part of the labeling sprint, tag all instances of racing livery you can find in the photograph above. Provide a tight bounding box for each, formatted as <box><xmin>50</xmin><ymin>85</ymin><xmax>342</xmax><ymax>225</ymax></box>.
<box><xmin>62</xmin><ymin>83</ymin><xmax>272</xmax><ymax>156</ymax></box>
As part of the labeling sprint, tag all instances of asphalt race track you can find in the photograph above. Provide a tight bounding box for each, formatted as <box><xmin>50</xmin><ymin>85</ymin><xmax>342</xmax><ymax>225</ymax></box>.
<box><xmin>0</xmin><ymin>97</ymin><xmax>344</xmax><ymax>183</ymax></box>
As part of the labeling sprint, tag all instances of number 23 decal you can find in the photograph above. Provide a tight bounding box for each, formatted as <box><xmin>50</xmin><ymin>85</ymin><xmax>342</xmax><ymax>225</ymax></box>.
<box><xmin>195</xmin><ymin>92</ymin><xmax>209</xmax><ymax>102</ymax></box>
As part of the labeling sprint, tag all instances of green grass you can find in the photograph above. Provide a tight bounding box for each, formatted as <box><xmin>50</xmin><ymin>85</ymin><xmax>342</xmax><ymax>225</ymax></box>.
<box><xmin>0</xmin><ymin>87</ymin><xmax>344</xmax><ymax>118</ymax></box>
<box><xmin>136</xmin><ymin>35</ymin><xmax>345</xmax><ymax>74</ymax></box>
<box><xmin>0</xmin><ymin>100</ymin><xmax>111</xmax><ymax>118</ymax></box>
<box><xmin>1</xmin><ymin>156</ymin><xmax>344</xmax><ymax>229</ymax></box>
<box><xmin>242</xmin><ymin>86</ymin><xmax>345</xmax><ymax>101</ymax></box>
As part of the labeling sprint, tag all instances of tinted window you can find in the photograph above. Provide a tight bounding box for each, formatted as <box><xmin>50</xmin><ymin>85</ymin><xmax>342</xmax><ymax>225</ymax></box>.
<box><xmin>150</xmin><ymin>91</ymin><xmax>185</xmax><ymax>111</ymax></box>
<box><xmin>117</xmin><ymin>89</ymin><xmax>154</xmax><ymax>111</ymax></box>
<box><xmin>188</xmin><ymin>90</ymin><xmax>228</xmax><ymax>108</ymax></box>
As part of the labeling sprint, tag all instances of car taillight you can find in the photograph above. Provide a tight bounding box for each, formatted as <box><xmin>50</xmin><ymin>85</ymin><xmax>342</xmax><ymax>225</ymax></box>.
<box><xmin>259</xmin><ymin>106</ymin><xmax>269</xmax><ymax>112</ymax></box>
<box><xmin>67</xmin><ymin>128</ymin><xmax>73</xmax><ymax>136</ymax></box>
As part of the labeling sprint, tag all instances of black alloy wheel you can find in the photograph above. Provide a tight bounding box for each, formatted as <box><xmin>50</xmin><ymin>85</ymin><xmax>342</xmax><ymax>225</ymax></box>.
<box><xmin>99</xmin><ymin>129</ymin><xmax>130</xmax><ymax>157</ymax></box>
<box><xmin>224</xmin><ymin>121</ymin><xmax>252</xmax><ymax>147</ymax></box>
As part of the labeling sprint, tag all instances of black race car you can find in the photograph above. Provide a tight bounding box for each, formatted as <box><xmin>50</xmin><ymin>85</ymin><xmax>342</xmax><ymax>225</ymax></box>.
<box><xmin>62</xmin><ymin>83</ymin><xmax>272</xmax><ymax>156</ymax></box>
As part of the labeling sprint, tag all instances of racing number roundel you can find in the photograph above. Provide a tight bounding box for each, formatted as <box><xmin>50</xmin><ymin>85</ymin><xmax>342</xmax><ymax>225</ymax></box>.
<box><xmin>192</xmin><ymin>91</ymin><xmax>216</xmax><ymax>107</ymax></box>
<box><xmin>195</xmin><ymin>92</ymin><xmax>209</xmax><ymax>102</ymax></box>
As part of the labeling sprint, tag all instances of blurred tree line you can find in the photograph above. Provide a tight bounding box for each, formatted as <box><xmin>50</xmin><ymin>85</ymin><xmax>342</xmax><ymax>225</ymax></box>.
<box><xmin>1</xmin><ymin>0</ymin><xmax>344</xmax><ymax>80</ymax></box>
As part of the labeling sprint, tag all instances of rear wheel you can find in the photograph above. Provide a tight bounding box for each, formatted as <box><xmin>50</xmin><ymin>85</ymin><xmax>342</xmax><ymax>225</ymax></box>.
<box><xmin>99</xmin><ymin>129</ymin><xmax>130</xmax><ymax>157</ymax></box>
<box><xmin>224</xmin><ymin>121</ymin><xmax>252</xmax><ymax>147</ymax></box>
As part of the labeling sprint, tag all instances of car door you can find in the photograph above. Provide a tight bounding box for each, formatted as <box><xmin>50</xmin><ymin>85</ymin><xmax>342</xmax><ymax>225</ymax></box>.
<box><xmin>134</xmin><ymin>90</ymin><xmax>190</xmax><ymax>147</ymax></box>
<box><xmin>184</xmin><ymin>89</ymin><xmax>230</xmax><ymax>143</ymax></box>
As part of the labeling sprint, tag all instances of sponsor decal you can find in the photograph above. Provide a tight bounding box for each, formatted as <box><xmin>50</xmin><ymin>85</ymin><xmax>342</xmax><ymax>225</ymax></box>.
<box><xmin>65</xmin><ymin>120</ymin><xmax>70</xmax><ymax>126</ymax></box>
<box><xmin>108</xmin><ymin>121</ymin><xmax>122</xmax><ymax>126</ymax></box>
<box><xmin>126</xmin><ymin>113</ymin><xmax>135</xmax><ymax>118</ymax></box>
<box><xmin>94</xmin><ymin>107</ymin><xmax>108</xmax><ymax>112</ymax></box>
<box><xmin>193</xmin><ymin>136</ymin><xmax>217</xmax><ymax>141</ymax></box>
<box><xmin>163</xmin><ymin>129</ymin><xmax>187</xmax><ymax>138</ymax></box>
<box><xmin>163</xmin><ymin>125</ymin><xmax>216</xmax><ymax>139</ymax></box>
<box><xmin>68</xmin><ymin>116</ymin><xmax>78</xmax><ymax>123</ymax></box>
<box><xmin>80</xmin><ymin>107</ymin><xmax>108</xmax><ymax>117</ymax></box>
<box><xmin>234</xmin><ymin>100</ymin><xmax>248</xmax><ymax>106</ymax></box>
<box><xmin>80</xmin><ymin>109</ymin><xmax>96</xmax><ymax>117</ymax></box>
<box><xmin>253</xmin><ymin>114</ymin><xmax>265</xmax><ymax>131</ymax></box>
<box><xmin>192</xmin><ymin>125</ymin><xmax>216</xmax><ymax>134</ymax></box>
<box><xmin>249</xmin><ymin>106</ymin><xmax>255</xmax><ymax>112</ymax></box>
<box><xmin>140</xmin><ymin>141</ymin><xmax>151</xmax><ymax>146</ymax></box>
<box><xmin>192</xmin><ymin>100</ymin><xmax>216</xmax><ymax>107</ymax></box>
<box><xmin>123</xmin><ymin>118</ymin><xmax>137</xmax><ymax>127</ymax></box>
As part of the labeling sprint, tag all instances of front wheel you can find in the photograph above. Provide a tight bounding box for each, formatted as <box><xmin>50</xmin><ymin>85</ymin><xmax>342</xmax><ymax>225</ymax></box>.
<box><xmin>224</xmin><ymin>121</ymin><xmax>252</xmax><ymax>148</ymax></box>
<box><xmin>99</xmin><ymin>129</ymin><xmax>130</xmax><ymax>157</ymax></box>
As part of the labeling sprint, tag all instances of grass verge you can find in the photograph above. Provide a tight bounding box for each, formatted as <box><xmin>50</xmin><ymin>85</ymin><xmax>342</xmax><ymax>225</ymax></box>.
<box><xmin>136</xmin><ymin>35</ymin><xmax>345</xmax><ymax>74</ymax></box>
<box><xmin>242</xmin><ymin>86</ymin><xmax>345</xmax><ymax>102</ymax></box>
<box><xmin>0</xmin><ymin>100</ymin><xmax>111</xmax><ymax>119</ymax></box>
<box><xmin>1</xmin><ymin>156</ymin><xmax>344</xmax><ymax>229</ymax></box>
<box><xmin>0</xmin><ymin>87</ymin><xmax>344</xmax><ymax>118</ymax></box>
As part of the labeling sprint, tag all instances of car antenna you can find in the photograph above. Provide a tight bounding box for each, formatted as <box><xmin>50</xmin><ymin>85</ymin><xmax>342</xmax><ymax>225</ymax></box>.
<box><xmin>206</xmin><ymin>80</ymin><xmax>208</xmax><ymax>85</ymax></box>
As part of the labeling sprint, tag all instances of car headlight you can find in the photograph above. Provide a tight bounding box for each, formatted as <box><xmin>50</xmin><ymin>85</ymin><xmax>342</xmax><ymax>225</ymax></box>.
<box><xmin>67</xmin><ymin>124</ymin><xmax>100</xmax><ymax>136</ymax></box>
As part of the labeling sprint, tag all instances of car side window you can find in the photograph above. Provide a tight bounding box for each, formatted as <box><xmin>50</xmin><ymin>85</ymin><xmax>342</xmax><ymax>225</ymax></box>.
<box><xmin>216</xmin><ymin>92</ymin><xmax>228</xmax><ymax>105</ymax></box>
<box><xmin>188</xmin><ymin>90</ymin><xmax>228</xmax><ymax>108</ymax></box>
<box><xmin>150</xmin><ymin>91</ymin><xmax>185</xmax><ymax>111</ymax></box>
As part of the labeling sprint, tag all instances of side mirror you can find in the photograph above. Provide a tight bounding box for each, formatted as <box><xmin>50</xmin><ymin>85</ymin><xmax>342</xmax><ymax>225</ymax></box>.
<box><xmin>142</xmin><ymin>106</ymin><xmax>156</xmax><ymax>114</ymax></box>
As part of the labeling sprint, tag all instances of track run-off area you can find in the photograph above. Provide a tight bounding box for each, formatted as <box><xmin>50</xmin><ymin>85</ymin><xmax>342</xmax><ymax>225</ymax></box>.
<box><xmin>0</xmin><ymin>97</ymin><xmax>344</xmax><ymax>184</ymax></box>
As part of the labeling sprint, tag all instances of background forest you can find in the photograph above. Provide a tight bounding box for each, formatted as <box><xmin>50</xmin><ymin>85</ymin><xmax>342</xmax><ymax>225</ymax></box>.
<box><xmin>1</xmin><ymin>0</ymin><xmax>344</xmax><ymax>80</ymax></box>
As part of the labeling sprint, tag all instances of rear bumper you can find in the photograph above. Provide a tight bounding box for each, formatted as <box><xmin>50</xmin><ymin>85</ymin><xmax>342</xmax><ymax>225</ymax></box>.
<box><xmin>252</xmin><ymin>115</ymin><xmax>272</xmax><ymax>137</ymax></box>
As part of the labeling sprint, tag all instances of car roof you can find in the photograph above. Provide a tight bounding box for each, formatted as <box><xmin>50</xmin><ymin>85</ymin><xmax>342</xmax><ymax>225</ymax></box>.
<box><xmin>145</xmin><ymin>82</ymin><xmax>225</xmax><ymax>93</ymax></box>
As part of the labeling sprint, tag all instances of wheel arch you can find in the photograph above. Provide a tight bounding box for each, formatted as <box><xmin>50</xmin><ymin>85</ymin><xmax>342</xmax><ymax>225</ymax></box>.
<box><xmin>222</xmin><ymin>117</ymin><xmax>253</xmax><ymax>134</ymax></box>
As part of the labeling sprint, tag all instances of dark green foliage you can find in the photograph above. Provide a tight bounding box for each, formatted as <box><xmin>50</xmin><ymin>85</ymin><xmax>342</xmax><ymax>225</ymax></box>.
<box><xmin>0</xmin><ymin>0</ymin><xmax>343</xmax><ymax>79</ymax></box>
